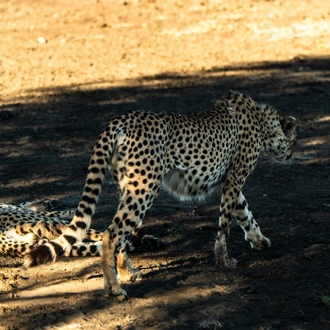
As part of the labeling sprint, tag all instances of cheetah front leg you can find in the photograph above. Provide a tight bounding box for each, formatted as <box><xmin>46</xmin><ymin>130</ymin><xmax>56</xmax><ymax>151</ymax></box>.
<box><xmin>234</xmin><ymin>192</ymin><xmax>271</xmax><ymax>250</ymax></box>
<box><xmin>214</xmin><ymin>177</ymin><xmax>241</xmax><ymax>269</ymax></box>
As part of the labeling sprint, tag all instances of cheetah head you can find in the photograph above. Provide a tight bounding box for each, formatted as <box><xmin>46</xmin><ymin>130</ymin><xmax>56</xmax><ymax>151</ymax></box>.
<box><xmin>260</xmin><ymin>105</ymin><xmax>297</xmax><ymax>162</ymax></box>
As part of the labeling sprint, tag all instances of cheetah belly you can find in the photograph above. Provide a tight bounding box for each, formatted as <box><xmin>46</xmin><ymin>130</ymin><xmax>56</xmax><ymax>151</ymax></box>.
<box><xmin>5</xmin><ymin>228</ymin><xmax>37</xmax><ymax>244</ymax></box>
<box><xmin>163</xmin><ymin>167</ymin><xmax>222</xmax><ymax>201</ymax></box>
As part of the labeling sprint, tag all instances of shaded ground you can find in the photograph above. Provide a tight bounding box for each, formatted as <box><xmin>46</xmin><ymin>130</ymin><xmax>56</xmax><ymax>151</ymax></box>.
<box><xmin>1</xmin><ymin>0</ymin><xmax>330</xmax><ymax>329</ymax></box>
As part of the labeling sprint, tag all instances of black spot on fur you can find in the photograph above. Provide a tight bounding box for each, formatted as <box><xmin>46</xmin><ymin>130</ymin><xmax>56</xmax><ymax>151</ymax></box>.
<box><xmin>64</xmin><ymin>235</ymin><xmax>77</xmax><ymax>245</ymax></box>
<box><xmin>82</xmin><ymin>195</ymin><xmax>96</xmax><ymax>204</ymax></box>
<box><xmin>84</xmin><ymin>207</ymin><xmax>93</xmax><ymax>215</ymax></box>
<box><xmin>90</xmin><ymin>245</ymin><xmax>98</xmax><ymax>254</ymax></box>
<box><xmin>90</xmin><ymin>167</ymin><xmax>100</xmax><ymax>174</ymax></box>
<box><xmin>75</xmin><ymin>210</ymin><xmax>84</xmax><ymax>218</ymax></box>
<box><xmin>69</xmin><ymin>224</ymin><xmax>77</xmax><ymax>231</ymax></box>
<box><xmin>94</xmin><ymin>178</ymin><xmax>102</xmax><ymax>185</ymax></box>
<box><xmin>76</xmin><ymin>221</ymin><xmax>87</xmax><ymax>229</ymax></box>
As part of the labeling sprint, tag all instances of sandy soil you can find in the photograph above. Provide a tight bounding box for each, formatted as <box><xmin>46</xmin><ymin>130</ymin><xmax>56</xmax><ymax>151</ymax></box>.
<box><xmin>1</xmin><ymin>0</ymin><xmax>330</xmax><ymax>329</ymax></box>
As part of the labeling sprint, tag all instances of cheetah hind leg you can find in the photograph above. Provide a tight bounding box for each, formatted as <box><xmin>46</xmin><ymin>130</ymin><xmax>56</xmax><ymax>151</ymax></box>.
<box><xmin>102</xmin><ymin>230</ymin><xmax>129</xmax><ymax>300</ymax></box>
<box><xmin>120</xmin><ymin>226</ymin><xmax>159</xmax><ymax>281</ymax></box>
<box><xmin>117</xmin><ymin>225</ymin><xmax>144</xmax><ymax>282</ymax></box>
<box><xmin>102</xmin><ymin>230</ymin><xmax>142</xmax><ymax>301</ymax></box>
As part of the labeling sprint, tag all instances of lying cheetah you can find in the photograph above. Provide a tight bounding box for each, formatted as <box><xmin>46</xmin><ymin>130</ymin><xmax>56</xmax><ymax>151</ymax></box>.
<box><xmin>24</xmin><ymin>91</ymin><xmax>297</xmax><ymax>300</ymax></box>
<box><xmin>0</xmin><ymin>199</ymin><xmax>154</xmax><ymax>258</ymax></box>
<box><xmin>0</xmin><ymin>199</ymin><xmax>102</xmax><ymax>258</ymax></box>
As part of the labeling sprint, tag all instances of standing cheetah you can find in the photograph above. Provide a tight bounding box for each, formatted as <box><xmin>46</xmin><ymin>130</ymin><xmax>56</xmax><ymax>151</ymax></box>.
<box><xmin>24</xmin><ymin>91</ymin><xmax>297</xmax><ymax>300</ymax></box>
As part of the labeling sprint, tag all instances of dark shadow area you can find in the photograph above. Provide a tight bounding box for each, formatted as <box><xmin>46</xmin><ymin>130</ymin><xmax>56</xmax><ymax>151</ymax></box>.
<box><xmin>1</xmin><ymin>56</ymin><xmax>330</xmax><ymax>204</ymax></box>
<box><xmin>1</xmin><ymin>56</ymin><xmax>330</xmax><ymax>329</ymax></box>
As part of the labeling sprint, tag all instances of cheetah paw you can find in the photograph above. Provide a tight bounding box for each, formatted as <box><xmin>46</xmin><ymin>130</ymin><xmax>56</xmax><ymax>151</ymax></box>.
<box><xmin>223</xmin><ymin>257</ymin><xmax>237</xmax><ymax>270</ymax></box>
<box><xmin>118</xmin><ymin>267</ymin><xmax>142</xmax><ymax>282</ymax></box>
<box><xmin>128</xmin><ymin>268</ymin><xmax>142</xmax><ymax>282</ymax></box>
<box><xmin>214</xmin><ymin>249</ymin><xmax>237</xmax><ymax>269</ymax></box>
<box><xmin>214</xmin><ymin>239</ymin><xmax>237</xmax><ymax>269</ymax></box>
<box><xmin>215</xmin><ymin>256</ymin><xmax>237</xmax><ymax>269</ymax></box>
<box><xmin>250</xmin><ymin>236</ymin><xmax>271</xmax><ymax>250</ymax></box>
<box><xmin>104</xmin><ymin>285</ymin><xmax>128</xmax><ymax>301</ymax></box>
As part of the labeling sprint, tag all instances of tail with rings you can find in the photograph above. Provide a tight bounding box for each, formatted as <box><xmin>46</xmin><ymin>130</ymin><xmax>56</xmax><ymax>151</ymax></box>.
<box><xmin>24</xmin><ymin>122</ymin><xmax>117</xmax><ymax>266</ymax></box>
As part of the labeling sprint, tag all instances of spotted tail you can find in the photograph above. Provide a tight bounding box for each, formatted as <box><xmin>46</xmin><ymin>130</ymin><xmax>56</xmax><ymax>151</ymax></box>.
<box><xmin>24</xmin><ymin>124</ymin><xmax>116</xmax><ymax>267</ymax></box>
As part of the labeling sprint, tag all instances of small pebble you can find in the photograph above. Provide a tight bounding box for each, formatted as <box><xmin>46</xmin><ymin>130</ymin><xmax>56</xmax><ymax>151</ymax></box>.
<box><xmin>38</xmin><ymin>37</ymin><xmax>47</xmax><ymax>44</ymax></box>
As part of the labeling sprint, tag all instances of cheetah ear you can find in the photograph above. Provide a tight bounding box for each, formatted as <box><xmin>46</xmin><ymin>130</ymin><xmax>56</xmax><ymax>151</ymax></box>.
<box><xmin>281</xmin><ymin>116</ymin><xmax>297</xmax><ymax>136</ymax></box>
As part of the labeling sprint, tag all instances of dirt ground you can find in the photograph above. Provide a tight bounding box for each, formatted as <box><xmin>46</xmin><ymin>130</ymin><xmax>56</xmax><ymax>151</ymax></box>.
<box><xmin>1</xmin><ymin>0</ymin><xmax>330</xmax><ymax>329</ymax></box>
